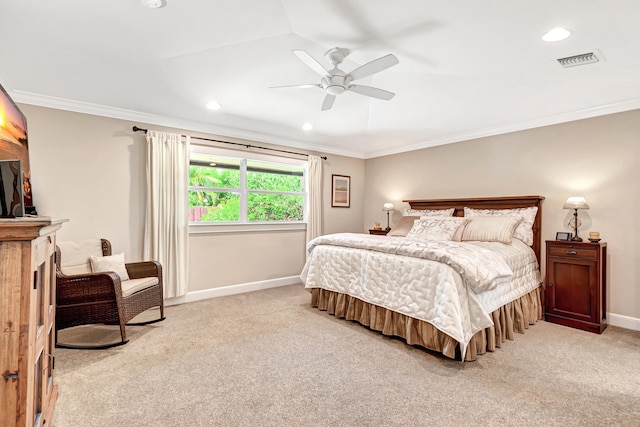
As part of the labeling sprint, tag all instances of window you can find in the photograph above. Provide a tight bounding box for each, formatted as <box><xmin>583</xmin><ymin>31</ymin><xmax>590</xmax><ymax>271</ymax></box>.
<box><xmin>188</xmin><ymin>147</ymin><xmax>306</xmax><ymax>227</ymax></box>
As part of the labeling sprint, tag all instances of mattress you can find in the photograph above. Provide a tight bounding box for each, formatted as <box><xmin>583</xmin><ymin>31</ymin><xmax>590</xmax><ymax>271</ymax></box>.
<box><xmin>301</xmin><ymin>233</ymin><xmax>541</xmax><ymax>356</ymax></box>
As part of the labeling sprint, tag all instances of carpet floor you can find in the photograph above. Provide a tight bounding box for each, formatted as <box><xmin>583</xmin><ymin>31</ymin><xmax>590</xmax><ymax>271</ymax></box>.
<box><xmin>52</xmin><ymin>284</ymin><xmax>640</xmax><ymax>427</ymax></box>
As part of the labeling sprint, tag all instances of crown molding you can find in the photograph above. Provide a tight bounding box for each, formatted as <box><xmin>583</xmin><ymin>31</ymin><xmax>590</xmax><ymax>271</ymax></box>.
<box><xmin>11</xmin><ymin>90</ymin><xmax>365</xmax><ymax>159</ymax></box>
<box><xmin>364</xmin><ymin>97</ymin><xmax>640</xmax><ymax>159</ymax></box>
<box><xmin>12</xmin><ymin>90</ymin><xmax>640</xmax><ymax>161</ymax></box>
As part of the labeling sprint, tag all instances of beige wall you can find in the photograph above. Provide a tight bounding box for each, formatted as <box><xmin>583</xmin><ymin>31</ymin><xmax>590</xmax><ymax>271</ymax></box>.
<box><xmin>21</xmin><ymin>104</ymin><xmax>364</xmax><ymax>294</ymax></box>
<box><xmin>21</xmin><ymin>102</ymin><xmax>638</xmax><ymax>324</ymax></box>
<box><xmin>364</xmin><ymin>109</ymin><xmax>640</xmax><ymax>323</ymax></box>
<box><xmin>322</xmin><ymin>155</ymin><xmax>365</xmax><ymax>235</ymax></box>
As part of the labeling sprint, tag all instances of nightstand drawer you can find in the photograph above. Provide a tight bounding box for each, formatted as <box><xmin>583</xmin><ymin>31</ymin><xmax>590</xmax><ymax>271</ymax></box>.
<box><xmin>548</xmin><ymin>245</ymin><xmax>597</xmax><ymax>260</ymax></box>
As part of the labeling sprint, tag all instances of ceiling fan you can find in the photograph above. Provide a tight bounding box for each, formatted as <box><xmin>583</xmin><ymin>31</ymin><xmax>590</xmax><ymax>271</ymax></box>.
<box><xmin>272</xmin><ymin>47</ymin><xmax>399</xmax><ymax>111</ymax></box>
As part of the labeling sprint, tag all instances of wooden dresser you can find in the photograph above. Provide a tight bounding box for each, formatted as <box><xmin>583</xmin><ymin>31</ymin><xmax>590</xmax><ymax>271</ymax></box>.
<box><xmin>1</xmin><ymin>217</ymin><xmax>66</xmax><ymax>427</ymax></box>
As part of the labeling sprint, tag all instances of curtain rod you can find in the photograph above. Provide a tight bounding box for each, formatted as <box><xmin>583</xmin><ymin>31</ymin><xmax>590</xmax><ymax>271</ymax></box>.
<box><xmin>132</xmin><ymin>126</ymin><xmax>327</xmax><ymax>160</ymax></box>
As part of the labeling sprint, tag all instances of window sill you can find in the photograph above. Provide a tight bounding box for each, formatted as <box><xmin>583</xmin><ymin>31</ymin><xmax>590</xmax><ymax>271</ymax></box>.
<box><xmin>189</xmin><ymin>222</ymin><xmax>307</xmax><ymax>234</ymax></box>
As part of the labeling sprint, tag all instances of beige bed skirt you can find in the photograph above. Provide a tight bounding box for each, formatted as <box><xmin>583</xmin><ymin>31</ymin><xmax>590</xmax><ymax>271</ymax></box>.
<box><xmin>310</xmin><ymin>286</ymin><xmax>543</xmax><ymax>361</ymax></box>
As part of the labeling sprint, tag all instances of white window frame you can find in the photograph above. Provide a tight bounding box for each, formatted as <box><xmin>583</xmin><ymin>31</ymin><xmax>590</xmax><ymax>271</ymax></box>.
<box><xmin>188</xmin><ymin>144</ymin><xmax>308</xmax><ymax>234</ymax></box>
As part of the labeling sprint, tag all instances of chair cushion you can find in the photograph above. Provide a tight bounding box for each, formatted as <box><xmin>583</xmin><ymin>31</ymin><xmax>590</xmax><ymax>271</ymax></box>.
<box><xmin>90</xmin><ymin>252</ymin><xmax>130</xmax><ymax>281</ymax></box>
<box><xmin>58</xmin><ymin>239</ymin><xmax>104</xmax><ymax>275</ymax></box>
<box><xmin>121</xmin><ymin>277</ymin><xmax>159</xmax><ymax>297</ymax></box>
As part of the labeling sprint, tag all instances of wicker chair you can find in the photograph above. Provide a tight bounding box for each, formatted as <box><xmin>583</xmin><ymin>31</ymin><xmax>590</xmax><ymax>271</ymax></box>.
<box><xmin>55</xmin><ymin>238</ymin><xmax>165</xmax><ymax>349</ymax></box>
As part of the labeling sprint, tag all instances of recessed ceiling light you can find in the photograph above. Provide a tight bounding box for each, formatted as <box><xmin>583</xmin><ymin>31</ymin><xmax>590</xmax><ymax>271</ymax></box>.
<box><xmin>302</xmin><ymin>122</ymin><xmax>313</xmax><ymax>131</ymax></box>
<box><xmin>140</xmin><ymin>0</ymin><xmax>165</xmax><ymax>8</ymax></box>
<box><xmin>206</xmin><ymin>100</ymin><xmax>221</xmax><ymax>110</ymax></box>
<box><xmin>543</xmin><ymin>27</ymin><xmax>572</xmax><ymax>42</ymax></box>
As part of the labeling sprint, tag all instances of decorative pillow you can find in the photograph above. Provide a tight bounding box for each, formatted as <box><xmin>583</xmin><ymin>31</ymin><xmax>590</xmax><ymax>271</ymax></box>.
<box><xmin>406</xmin><ymin>216</ymin><xmax>470</xmax><ymax>241</ymax></box>
<box><xmin>461</xmin><ymin>216</ymin><xmax>523</xmax><ymax>244</ymax></box>
<box><xmin>58</xmin><ymin>239</ymin><xmax>105</xmax><ymax>275</ymax></box>
<box><xmin>89</xmin><ymin>252</ymin><xmax>130</xmax><ymax>281</ymax></box>
<box><xmin>388</xmin><ymin>216</ymin><xmax>420</xmax><ymax>237</ymax></box>
<box><xmin>464</xmin><ymin>206</ymin><xmax>538</xmax><ymax>245</ymax></box>
<box><xmin>405</xmin><ymin>207</ymin><xmax>455</xmax><ymax>217</ymax></box>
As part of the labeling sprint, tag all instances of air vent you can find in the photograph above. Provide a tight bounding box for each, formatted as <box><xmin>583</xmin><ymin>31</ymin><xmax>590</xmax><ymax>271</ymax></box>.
<box><xmin>557</xmin><ymin>52</ymin><xmax>599</xmax><ymax>68</ymax></box>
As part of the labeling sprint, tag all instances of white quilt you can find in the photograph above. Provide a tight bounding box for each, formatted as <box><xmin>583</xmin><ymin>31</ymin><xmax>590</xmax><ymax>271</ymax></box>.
<box><xmin>300</xmin><ymin>233</ymin><xmax>541</xmax><ymax>356</ymax></box>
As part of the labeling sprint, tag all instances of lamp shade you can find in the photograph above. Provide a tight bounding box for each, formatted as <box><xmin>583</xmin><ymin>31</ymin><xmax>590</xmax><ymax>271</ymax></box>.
<box><xmin>563</xmin><ymin>196</ymin><xmax>589</xmax><ymax>210</ymax></box>
<box><xmin>382</xmin><ymin>203</ymin><xmax>394</xmax><ymax>211</ymax></box>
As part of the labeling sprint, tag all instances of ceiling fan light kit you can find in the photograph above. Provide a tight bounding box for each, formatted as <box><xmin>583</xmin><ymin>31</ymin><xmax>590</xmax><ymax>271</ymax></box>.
<box><xmin>322</xmin><ymin>75</ymin><xmax>349</xmax><ymax>95</ymax></box>
<box><xmin>275</xmin><ymin>47</ymin><xmax>399</xmax><ymax>111</ymax></box>
<box><xmin>140</xmin><ymin>0</ymin><xmax>164</xmax><ymax>8</ymax></box>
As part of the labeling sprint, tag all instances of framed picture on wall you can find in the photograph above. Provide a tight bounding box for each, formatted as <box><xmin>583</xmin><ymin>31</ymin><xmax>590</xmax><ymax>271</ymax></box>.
<box><xmin>331</xmin><ymin>174</ymin><xmax>350</xmax><ymax>208</ymax></box>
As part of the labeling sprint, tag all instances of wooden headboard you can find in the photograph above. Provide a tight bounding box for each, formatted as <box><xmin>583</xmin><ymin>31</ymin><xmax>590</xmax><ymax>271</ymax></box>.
<box><xmin>404</xmin><ymin>196</ymin><xmax>545</xmax><ymax>264</ymax></box>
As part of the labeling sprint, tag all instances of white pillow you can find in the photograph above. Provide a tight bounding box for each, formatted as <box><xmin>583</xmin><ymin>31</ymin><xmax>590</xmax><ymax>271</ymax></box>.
<box><xmin>461</xmin><ymin>216</ymin><xmax>523</xmax><ymax>244</ymax></box>
<box><xmin>464</xmin><ymin>206</ymin><xmax>538</xmax><ymax>245</ymax></box>
<box><xmin>406</xmin><ymin>216</ymin><xmax>469</xmax><ymax>241</ymax></box>
<box><xmin>89</xmin><ymin>252</ymin><xmax>130</xmax><ymax>281</ymax></box>
<box><xmin>405</xmin><ymin>207</ymin><xmax>455</xmax><ymax>217</ymax></box>
<box><xmin>388</xmin><ymin>216</ymin><xmax>420</xmax><ymax>237</ymax></box>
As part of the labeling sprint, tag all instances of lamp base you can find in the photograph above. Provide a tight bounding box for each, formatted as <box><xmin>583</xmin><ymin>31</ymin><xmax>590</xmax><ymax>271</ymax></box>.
<box><xmin>385</xmin><ymin>227</ymin><xmax>391</xmax><ymax>231</ymax></box>
<box><xmin>571</xmin><ymin>236</ymin><xmax>583</xmax><ymax>242</ymax></box>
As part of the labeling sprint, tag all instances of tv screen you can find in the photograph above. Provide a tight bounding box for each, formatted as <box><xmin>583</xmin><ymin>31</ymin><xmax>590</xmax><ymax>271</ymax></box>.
<box><xmin>0</xmin><ymin>159</ymin><xmax>24</xmax><ymax>217</ymax></box>
<box><xmin>0</xmin><ymin>82</ymin><xmax>32</xmax><ymax>207</ymax></box>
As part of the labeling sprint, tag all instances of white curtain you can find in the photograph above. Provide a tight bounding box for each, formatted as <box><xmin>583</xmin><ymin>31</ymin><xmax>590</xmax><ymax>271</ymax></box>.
<box><xmin>144</xmin><ymin>130</ymin><xmax>190</xmax><ymax>298</ymax></box>
<box><xmin>306</xmin><ymin>155</ymin><xmax>323</xmax><ymax>244</ymax></box>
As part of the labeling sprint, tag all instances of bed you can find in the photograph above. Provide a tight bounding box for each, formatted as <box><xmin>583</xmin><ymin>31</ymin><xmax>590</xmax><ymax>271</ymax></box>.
<box><xmin>301</xmin><ymin>195</ymin><xmax>545</xmax><ymax>361</ymax></box>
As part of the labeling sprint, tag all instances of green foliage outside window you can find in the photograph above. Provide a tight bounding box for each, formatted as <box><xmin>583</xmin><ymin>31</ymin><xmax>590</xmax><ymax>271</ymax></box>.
<box><xmin>248</xmin><ymin>194</ymin><xmax>303</xmax><ymax>221</ymax></box>
<box><xmin>188</xmin><ymin>157</ymin><xmax>305</xmax><ymax>223</ymax></box>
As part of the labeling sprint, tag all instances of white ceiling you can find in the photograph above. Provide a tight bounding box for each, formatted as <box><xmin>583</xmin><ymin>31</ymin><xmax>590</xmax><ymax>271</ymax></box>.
<box><xmin>1</xmin><ymin>0</ymin><xmax>639</xmax><ymax>159</ymax></box>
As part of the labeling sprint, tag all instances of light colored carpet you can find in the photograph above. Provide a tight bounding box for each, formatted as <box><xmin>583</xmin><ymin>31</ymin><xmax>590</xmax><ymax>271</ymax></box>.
<box><xmin>52</xmin><ymin>284</ymin><xmax>640</xmax><ymax>427</ymax></box>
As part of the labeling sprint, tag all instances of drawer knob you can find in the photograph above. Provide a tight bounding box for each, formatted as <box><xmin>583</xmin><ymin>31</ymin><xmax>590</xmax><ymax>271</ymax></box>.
<box><xmin>3</xmin><ymin>371</ymin><xmax>19</xmax><ymax>380</ymax></box>
<box><xmin>566</xmin><ymin>250</ymin><xmax>577</xmax><ymax>255</ymax></box>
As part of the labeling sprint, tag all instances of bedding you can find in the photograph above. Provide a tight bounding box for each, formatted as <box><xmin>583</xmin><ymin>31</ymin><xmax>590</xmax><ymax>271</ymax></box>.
<box><xmin>464</xmin><ymin>206</ymin><xmax>538</xmax><ymax>246</ymax></box>
<box><xmin>301</xmin><ymin>233</ymin><xmax>541</xmax><ymax>358</ymax></box>
<box><xmin>405</xmin><ymin>207</ymin><xmax>455</xmax><ymax>216</ymax></box>
<box><xmin>302</xmin><ymin>195</ymin><xmax>545</xmax><ymax>361</ymax></box>
<box><xmin>405</xmin><ymin>216</ymin><xmax>469</xmax><ymax>241</ymax></box>
<box><xmin>460</xmin><ymin>216</ymin><xmax>523</xmax><ymax>244</ymax></box>
<box><xmin>387</xmin><ymin>215</ymin><xmax>420</xmax><ymax>236</ymax></box>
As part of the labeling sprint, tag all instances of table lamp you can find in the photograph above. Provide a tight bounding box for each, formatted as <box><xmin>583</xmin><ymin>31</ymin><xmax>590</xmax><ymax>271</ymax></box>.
<box><xmin>382</xmin><ymin>203</ymin><xmax>394</xmax><ymax>231</ymax></box>
<box><xmin>563</xmin><ymin>196</ymin><xmax>589</xmax><ymax>242</ymax></box>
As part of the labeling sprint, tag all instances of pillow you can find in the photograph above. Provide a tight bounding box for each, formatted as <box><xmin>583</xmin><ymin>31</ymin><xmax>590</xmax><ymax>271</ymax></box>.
<box><xmin>464</xmin><ymin>206</ymin><xmax>538</xmax><ymax>245</ymax></box>
<box><xmin>406</xmin><ymin>216</ymin><xmax>470</xmax><ymax>241</ymax></box>
<box><xmin>89</xmin><ymin>252</ymin><xmax>130</xmax><ymax>281</ymax></box>
<box><xmin>58</xmin><ymin>239</ymin><xmax>105</xmax><ymax>275</ymax></box>
<box><xmin>405</xmin><ymin>207</ymin><xmax>455</xmax><ymax>217</ymax></box>
<box><xmin>388</xmin><ymin>216</ymin><xmax>420</xmax><ymax>237</ymax></box>
<box><xmin>461</xmin><ymin>216</ymin><xmax>523</xmax><ymax>244</ymax></box>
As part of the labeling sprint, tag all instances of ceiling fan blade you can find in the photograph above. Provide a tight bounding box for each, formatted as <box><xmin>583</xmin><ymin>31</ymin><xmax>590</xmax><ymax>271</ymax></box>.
<box><xmin>321</xmin><ymin>94</ymin><xmax>336</xmax><ymax>111</ymax></box>
<box><xmin>348</xmin><ymin>84</ymin><xmax>395</xmax><ymax>100</ymax></box>
<box><xmin>269</xmin><ymin>84</ymin><xmax>322</xmax><ymax>89</ymax></box>
<box><xmin>293</xmin><ymin>50</ymin><xmax>329</xmax><ymax>77</ymax></box>
<box><xmin>348</xmin><ymin>54</ymin><xmax>399</xmax><ymax>81</ymax></box>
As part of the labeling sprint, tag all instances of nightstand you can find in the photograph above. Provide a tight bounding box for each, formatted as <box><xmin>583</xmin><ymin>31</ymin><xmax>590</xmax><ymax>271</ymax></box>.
<box><xmin>545</xmin><ymin>240</ymin><xmax>607</xmax><ymax>333</ymax></box>
<box><xmin>369</xmin><ymin>229</ymin><xmax>389</xmax><ymax>236</ymax></box>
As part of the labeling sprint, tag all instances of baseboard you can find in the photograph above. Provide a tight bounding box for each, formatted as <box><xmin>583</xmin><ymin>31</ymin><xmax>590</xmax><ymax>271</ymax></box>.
<box><xmin>608</xmin><ymin>312</ymin><xmax>640</xmax><ymax>331</ymax></box>
<box><xmin>164</xmin><ymin>280</ymin><xmax>640</xmax><ymax>333</ymax></box>
<box><xmin>165</xmin><ymin>275</ymin><xmax>302</xmax><ymax>307</ymax></box>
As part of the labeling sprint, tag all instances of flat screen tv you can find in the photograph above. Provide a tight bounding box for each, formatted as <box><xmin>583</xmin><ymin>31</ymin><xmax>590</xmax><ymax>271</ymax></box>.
<box><xmin>0</xmin><ymin>159</ymin><xmax>24</xmax><ymax>217</ymax></box>
<box><xmin>0</xmin><ymin>81</ymin><xmax>32</xmax><ymax>208</ymax></box>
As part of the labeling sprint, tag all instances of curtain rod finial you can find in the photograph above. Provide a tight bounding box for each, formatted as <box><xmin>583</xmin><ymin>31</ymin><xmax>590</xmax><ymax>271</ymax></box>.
<box><xmin>133</xmin><ymin>126</ymin><xmax>148</xmax><ymax>134</ymax></box>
